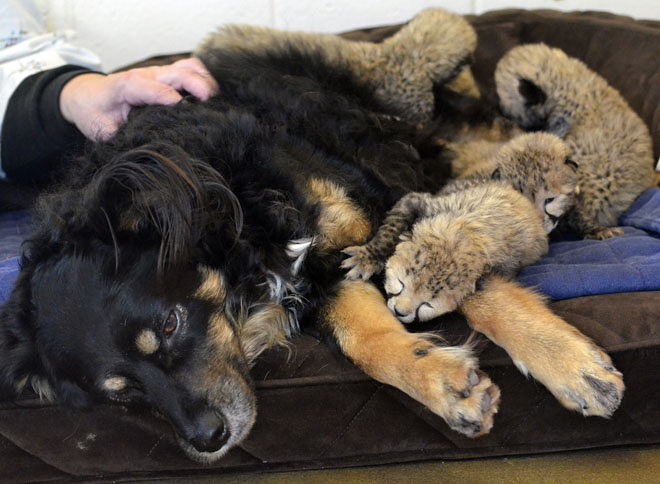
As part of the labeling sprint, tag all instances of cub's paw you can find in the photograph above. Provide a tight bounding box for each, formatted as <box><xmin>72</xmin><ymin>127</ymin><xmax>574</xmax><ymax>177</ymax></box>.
<box><xmin>341</xmin><ymin>245</ymin><xmax>383</xmax><ymax>280</ymax></box>
<box><xmin>413</xmin><ymin>345</ymin><xmax>500</xmax><ymax>437</ymax></box>
<box><xmin>584</xmin><ymin>226</ymin><xmax>624</xmax><ymax>240</ymax></box>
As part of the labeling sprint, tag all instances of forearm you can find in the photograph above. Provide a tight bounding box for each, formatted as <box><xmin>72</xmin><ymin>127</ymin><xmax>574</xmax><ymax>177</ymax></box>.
<box><xmin>1</xmin><ymin>66</ymin><xmax>92</xmax><ymax>184</ymax></box>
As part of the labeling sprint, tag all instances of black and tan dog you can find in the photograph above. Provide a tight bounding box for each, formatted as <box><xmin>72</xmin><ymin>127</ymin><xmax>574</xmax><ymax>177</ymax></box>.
<box><xmin>0</xmin><ymin>9</ymin><xmax>623</xmax><ymax>463</ymax></box>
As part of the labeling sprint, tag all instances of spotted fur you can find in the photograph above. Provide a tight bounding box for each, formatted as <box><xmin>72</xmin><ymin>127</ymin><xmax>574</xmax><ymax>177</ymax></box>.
<box><xmin>495</xmin><ymin>43</ymin><xmax>655</xmax><ymax>239</ymax></box>
<box><xmin>197</xmin><ymin>8</ymin><xmax>477</xmax><ymax>125</ymax></box>
<box><xmin>383</xmin><ymin>184</ymin><xmax>549</xmax><ymax>323</ymax></box>
<box><xmin>342</xmin><ymin>132</ymin><xmax>578</xmax><ymax>295</ymax></box>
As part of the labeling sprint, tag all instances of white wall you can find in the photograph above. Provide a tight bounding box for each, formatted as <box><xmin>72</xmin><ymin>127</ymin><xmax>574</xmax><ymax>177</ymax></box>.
<box><xmin>44</xmin><ymin>0</ymin><xmax>660</xmax><ymax>71</ymax></box>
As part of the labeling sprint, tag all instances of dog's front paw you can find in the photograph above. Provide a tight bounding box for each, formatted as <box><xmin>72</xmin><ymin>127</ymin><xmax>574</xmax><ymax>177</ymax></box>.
<box><xmin>546</xmin><ymin>340</ymin><xmax>624</xmax><ymax>417</ymax></box>
<box><xmin>341</xmin><ymin>245</ymin><xmax>383</xmax><ymax>280</ymax></box>
<box><xmin>443</xmin><ymin>369</ymin><xmax>501</xmax><ymax>437</ymax></box>
<box><xmin>414</xmin><ymin>346</ymin><xmax>500</xmax><ymax>437</ymax></box>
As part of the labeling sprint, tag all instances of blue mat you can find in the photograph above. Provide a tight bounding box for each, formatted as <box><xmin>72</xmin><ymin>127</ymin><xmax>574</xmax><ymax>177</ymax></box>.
<box><xmin>0</xmin><ymin>188</ymin><xmax>659</xmax><ymax>303</ymax></box>
<box><xmin>518</xmin><ymin>188</ymin><xmax>660</xmax><ymax>299</ymax></box>
<box><xmin>0</xmin><ymin>210</ymin><xmax>31</xmax><ymax>303</ymax></box>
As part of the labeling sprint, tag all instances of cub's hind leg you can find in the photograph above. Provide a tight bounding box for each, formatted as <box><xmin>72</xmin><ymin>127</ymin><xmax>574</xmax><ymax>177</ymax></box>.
<box><xmin>461</xmin><ymin>276</ymin><xmax>624</xmax><ymax>417</ymax></box>
<box><xmin>323</xmin><ymin>279</ymin><xmax>500</xmax><ymax>437</ymax></box>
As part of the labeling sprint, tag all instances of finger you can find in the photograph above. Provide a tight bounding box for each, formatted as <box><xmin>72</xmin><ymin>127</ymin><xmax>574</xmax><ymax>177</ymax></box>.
<box><xmin>171</xmin><ymin>57</ymin><xmax>213</xmax><ymax>76</ymax></box>
<box><xmin>156</xmin><ymin>67</ymin><xmax>218</xmax><ymax>101</ymax></box>
<box><xmin>118</xmin><ymin>72</ymin><xmax>183</xmax><ymax>106</ymax></box>
<box><xmin>172</xmin><ymin>58</ymin><xmax>219</xmax><ymax>93</ymax></box>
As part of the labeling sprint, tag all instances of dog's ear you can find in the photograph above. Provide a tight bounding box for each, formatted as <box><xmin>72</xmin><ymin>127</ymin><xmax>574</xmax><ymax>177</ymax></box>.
<box><xmin>518</xmin><ymin>78</ymin><xmax>547</xmax><ymax>107</ymax></box>
<box><xmin>53</xmin><ymin>380</ymin><xmax>92</xmax><ymax>409</ymax></box>
<box><xmin>36</xmin><ymin>142</ymin><xmax>243</xmax><ymax>275</ymax></box>
<box><xmin>0</xmin><ymin>275</ymin><xmax>45</xmax><ymax>401</ymax></box>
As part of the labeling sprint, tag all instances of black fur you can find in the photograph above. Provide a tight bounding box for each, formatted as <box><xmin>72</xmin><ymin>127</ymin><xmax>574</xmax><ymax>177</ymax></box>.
<box><xmin>0</xmin><ymin>36</ymin><xmax>450</xmax><ymax>459</ymax></box>
<box><xmin>518</xmin><ymin>78</ymin><xmax>547</xmax><ymax>107</ymax></box>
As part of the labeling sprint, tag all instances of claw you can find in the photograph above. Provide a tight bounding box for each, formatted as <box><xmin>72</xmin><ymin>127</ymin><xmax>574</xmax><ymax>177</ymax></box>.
<box><xmin>584</xmin><ymin>374</ymin><xmax>622</xmax><ymax>416</ymax></box>
<box><xmin>468</xmin><ymin>369</ymin><xmax>479</xmax><ymax>386</ymax></box>
<box><xmin>481</xmin><ymin>392</ymin><xmax>491</xmax><ymax>412</ymax></box>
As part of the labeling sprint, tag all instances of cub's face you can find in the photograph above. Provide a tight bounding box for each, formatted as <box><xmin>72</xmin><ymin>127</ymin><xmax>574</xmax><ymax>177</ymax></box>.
<box><xmin>534</xmin><ymin>181</ymin><xmax>576</xmax><ymax>233</ymax></box>
<box><xmin>526</xmin><ymin>158</ymin><xmax>578</xmax><ymax>233</ymax></box>
<box><xmin>383</xmin><ymin>231</ymin><xmax>481</xmax><ymax>324</ymax></box>
<box><xmin>494</xmin><ymin>132</ymin><xmax>579</xmax><ymax>233</ymax></box>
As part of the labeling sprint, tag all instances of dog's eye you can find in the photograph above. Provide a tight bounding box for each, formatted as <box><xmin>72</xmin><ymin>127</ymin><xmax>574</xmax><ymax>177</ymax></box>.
<box><xmin>103</xmin><ymin>376</ymin><xmax>144</xmax><ymax>404</ymax></box>
<box><xmin>163</xmin><ymin>310</ymin><xmax>179</xmax><ymax>337</ymax></box>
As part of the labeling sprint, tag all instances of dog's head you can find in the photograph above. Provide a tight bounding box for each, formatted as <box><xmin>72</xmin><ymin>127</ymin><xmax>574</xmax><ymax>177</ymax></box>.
<box><xmin>0</xmin><ymin>141</ymin><xmax>268</xmax><ymax>463</ymax></box>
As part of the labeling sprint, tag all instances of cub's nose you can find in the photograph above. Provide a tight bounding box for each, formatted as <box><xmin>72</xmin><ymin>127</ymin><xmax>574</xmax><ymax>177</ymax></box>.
<box><xmin>189</xmin><ymin>410</ymin><xmax>229</xmax><ymax>453</ymax></box>
<box><xmin>390</xmin><ymin>303</ymin><xmax>416</xmax><ymax>324</ymax></box>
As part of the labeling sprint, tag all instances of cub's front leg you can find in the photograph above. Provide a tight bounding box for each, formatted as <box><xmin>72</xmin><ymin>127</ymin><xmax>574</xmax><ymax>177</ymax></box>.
<box><xmin>323</xmin><ymin>280</ymin><xmax>500</xmax><ymax>437</ymax></box>
<box><xmin>461</xmin><ymin>276</ymin><xmax>624</xmax><ymax>417</ymax></box>
<box><xmin>342</xmin><ymin>192</ymin><xmax>434</xmax><ymax>280</ymax></box>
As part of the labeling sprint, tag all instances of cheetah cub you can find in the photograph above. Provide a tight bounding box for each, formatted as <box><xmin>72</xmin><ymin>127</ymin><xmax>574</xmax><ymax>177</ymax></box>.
<box><xmin>495</xmin><ymin>43</ymin><xmax>655</xmax><ymax>239</ymax></box>
<box><xmin>342</xmin><ymin>133</ymin><xmax>577</xmax><ymax>323</ymax></box>
<box><xmin>197</xmin><ymin>8</ymin><xmax>478</xmax><ymax>126</ymax></box>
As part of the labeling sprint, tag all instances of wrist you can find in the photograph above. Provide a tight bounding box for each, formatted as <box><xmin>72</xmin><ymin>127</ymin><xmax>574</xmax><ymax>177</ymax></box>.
<box><xmin>59</xmin><ymin>72</ymin><xmax>106</xmax><ymax>125</ymax></box>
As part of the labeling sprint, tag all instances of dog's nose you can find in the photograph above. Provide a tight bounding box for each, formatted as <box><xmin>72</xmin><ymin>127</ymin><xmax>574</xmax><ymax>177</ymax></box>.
<box><xmin>189</xmin><ymin>410</ymin><xmax>229</xmax><ymax>453</ymax></box>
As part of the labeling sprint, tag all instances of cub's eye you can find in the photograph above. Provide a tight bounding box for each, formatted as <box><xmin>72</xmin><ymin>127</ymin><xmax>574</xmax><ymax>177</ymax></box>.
<box><xmin>386</xmin><ymin>278</ymin><xmax>405</xmax><ymax>297</ymax></box>
<box><xmin>544</xmin><ymin>197</ymin><xmax>556</xmax><ymax>207</ymax></box>
<box><xmin>163</xmin><ymin>310</ymin><xmax>179</xmax><ymax>337</ymax></box>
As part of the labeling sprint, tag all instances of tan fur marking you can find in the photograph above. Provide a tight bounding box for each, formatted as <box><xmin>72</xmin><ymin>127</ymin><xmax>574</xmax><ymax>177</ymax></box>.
<box><xmin>461</xmin><ymin>276</ymin><xmax>624</xmax><ymax>416</ymax></box>
<box><xmin>195</xmin><ymin>266</ymin><xmax>226</xmax><ymax>302</ymax></box>
<box><xmin>103</xmin><ymin>376</ymin><xmax>127</xmax><ymax>392</ymax></box>
<box><xmin>209</xmin><ymin>311</ymin><xmax>235</xmax><ymax>350</ymax></box>
<box><xmin>324</xmin><ymin>280</ymin><xmax>499</xmax><ymax>437</ymax></box>
<box><xmin>239</xmin><ymin>303</ymin><xmax>291</xmax><ymax>362</ymax></box>
<box><xmin>136</xmin><ymin>329</ymin><xmax>160</xmax><ymax>355</ymax></box>
<box><xmin>306</xmin><ymin>178</ymin><xmax>371</xmax><ymax>250</ymax></box>
<box><xmin>203</xmin><ymin>311</ymin><xmax>243</xmax><ymax>390</ymax></box>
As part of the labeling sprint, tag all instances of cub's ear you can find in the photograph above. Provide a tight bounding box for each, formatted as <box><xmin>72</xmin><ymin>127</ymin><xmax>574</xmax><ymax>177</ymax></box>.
<box><xmin>518</xmin><ymin>78</ymin><xmax>547</xmax><ymax>107</ymax></box>
<box><xmin>565</xmin><ymin>158</ymin><xmax>579</xmax><ymax>172</ymax></box>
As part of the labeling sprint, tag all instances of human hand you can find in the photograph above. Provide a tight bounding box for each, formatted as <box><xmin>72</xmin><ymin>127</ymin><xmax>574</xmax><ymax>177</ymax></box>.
<box><xmin>59</xmin><ymin>58</ymin><xmax>219</xmax><ymax>140</ymax></box>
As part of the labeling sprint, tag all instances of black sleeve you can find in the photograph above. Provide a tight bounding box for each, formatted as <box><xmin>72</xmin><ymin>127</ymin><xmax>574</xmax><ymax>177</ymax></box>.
<box><xmin>1</xmin><ymin>65</ymin><xmax>94</xmax><ymax>184</ymax></box>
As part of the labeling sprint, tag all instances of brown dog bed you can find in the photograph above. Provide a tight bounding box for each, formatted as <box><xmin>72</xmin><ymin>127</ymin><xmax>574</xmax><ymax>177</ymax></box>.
<box><xmin>1</xmin><ymin>9</ymin><xmax>659</xmax><ymax>482</ymax></box>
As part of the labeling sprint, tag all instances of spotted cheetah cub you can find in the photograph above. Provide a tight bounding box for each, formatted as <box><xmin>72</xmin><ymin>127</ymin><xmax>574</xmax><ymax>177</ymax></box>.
<box><xmin>197</xmin><ymin>8</ymin><xmax>478</xmax><ymax>126</ymax></box>
<box><xmin>342</xmin><ymin>133</ymin><xmax>577</xmax><ymax>323</ymax></box>
<box><xmin>495</xmin><ymin>43</ymin><xmax>655</xmax><ymax>239</ymax></box>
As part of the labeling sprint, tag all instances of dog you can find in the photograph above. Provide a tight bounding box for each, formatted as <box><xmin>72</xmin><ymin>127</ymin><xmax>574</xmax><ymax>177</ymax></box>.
<box><xmin>0</xmin><ymin>10</ymin><xmax>624</xmax><ymax>463</ymax></box>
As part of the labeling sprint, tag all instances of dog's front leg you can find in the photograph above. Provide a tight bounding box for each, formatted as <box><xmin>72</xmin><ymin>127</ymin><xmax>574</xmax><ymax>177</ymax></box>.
<box><xmin>460</xmin><ymin>275</ymin><xmax>624</xmax><ymax>417</ymax></box>
<box><xmin>323</xmin><ymin>279</ymin><xmax>500</xmax><ymax>437</ymax></box>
